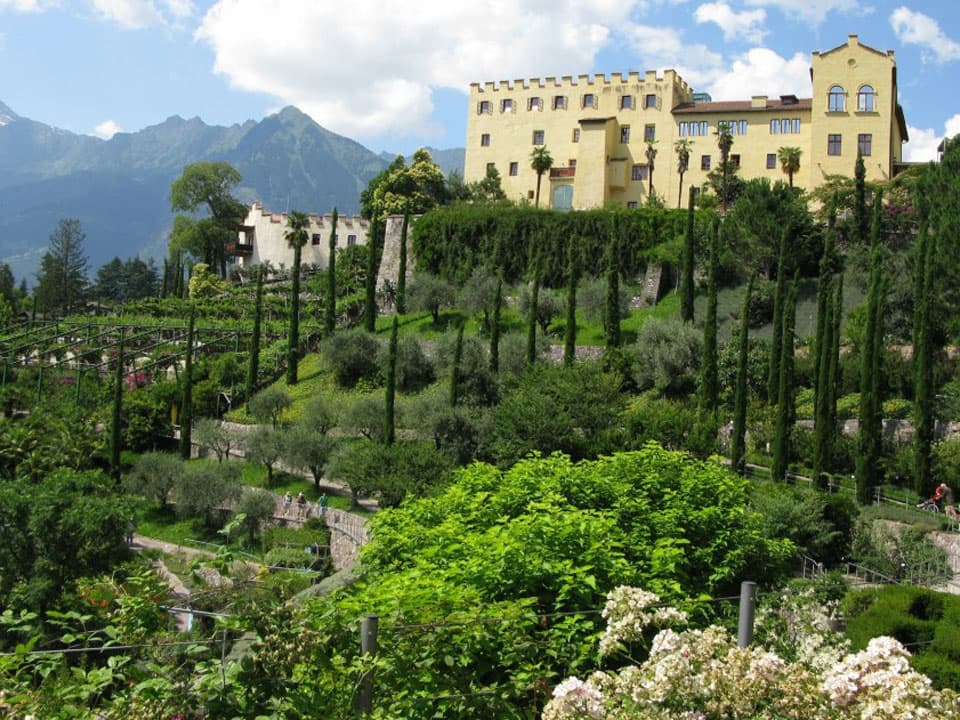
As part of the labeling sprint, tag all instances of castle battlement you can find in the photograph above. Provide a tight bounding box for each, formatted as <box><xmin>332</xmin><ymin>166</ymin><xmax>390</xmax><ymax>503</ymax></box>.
<box><xmin>249</xmin><ymin>202</ymin><xmax>366</xmax><ymax>227</ymax></box>
<box><xmin>471</xmin><ymin>68</ymin><xmax>692</xmax><ymax>94</ymax></box>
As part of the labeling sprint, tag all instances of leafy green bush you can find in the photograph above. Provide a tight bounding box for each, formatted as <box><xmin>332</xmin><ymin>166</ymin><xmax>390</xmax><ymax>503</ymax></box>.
<box><xmin>323</xmin><ymin>329</ymin><xmax>382</xmax><ymax>388</ymax></box>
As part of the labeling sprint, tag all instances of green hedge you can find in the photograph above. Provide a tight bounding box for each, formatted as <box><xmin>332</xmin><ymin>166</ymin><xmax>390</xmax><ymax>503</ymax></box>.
<box><xmin>411</xmin><ymin>205</ymin><xmax>716</xmax><ymax>287</ymax></box>
<box><xmin>843</xmin><ymin>585</ymin><xmax>960</xmax><ymax>690</ymax></box>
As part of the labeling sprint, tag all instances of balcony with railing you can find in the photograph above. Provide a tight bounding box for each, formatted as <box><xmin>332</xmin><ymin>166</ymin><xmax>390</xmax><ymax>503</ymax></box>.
<box><xmin>550</xmin><ymin>166</ymin><xmax>576</xmax><ymax>179</ymax></box>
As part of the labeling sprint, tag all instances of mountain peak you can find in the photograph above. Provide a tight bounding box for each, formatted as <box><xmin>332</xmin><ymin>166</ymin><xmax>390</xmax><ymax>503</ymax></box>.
<box><xmin>0</xmin><ymin>100</ymin><xmax>20</xmax><ymax>126</ymax></box>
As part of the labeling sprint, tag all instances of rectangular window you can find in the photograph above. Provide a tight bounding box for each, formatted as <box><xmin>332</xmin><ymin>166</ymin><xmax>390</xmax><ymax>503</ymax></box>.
<box><xmin>311</xmin><ymin>233</ymin><xmax>321</xmax><ymax>246</ymax></box>
<box><xmin>486</xmin><ymin>162</ymin><xmax>495</xmax><ymax>173</ymax></box>
<box><xmin>569</xmin><ymin>159</ymin><xmax>577</xmax><ymax>168</ymax></box>
<box><xmin>533</xmin><ymin>130</ymin><xmax>545</xmax><ymax>145</ymax></box>
<box><xmin>644</xmin><ymin>124</ymin><xmax>656</xmax><ymax>142</ymax></box>
<box><xmin>679</xmin><ymin>121</ymin><xmax>689</xmax><ymax>136</ymax></box>
<box><xmin>828</xmin><ymin>133</ymin><xmax>842</xmax><ymax>156</ymax></box>
<box><xmin>631</xmin><ymin>164</ymin><xmax>648</xmax><ymax>181</ymax></box>
<box><xmin>572</xmin><ymin>128</ymin><xmax>580</xmax><ymax>143</ymax></box>
<box><xmin>480</xmin><ymin>133</ymin><xmax>490</xmax><ymax>147</ymax></box>
<box><xmin>620</xmin><ymin>125</ymin><xmax>631</xmax><ymax>143</ymax></box>
<box><xmin>626</xmin><ymin>201</ymin><xmax>638</xmax><ymax>209</ymax></box>
<box><xmin>770</xmin><ymin>119</ymin><xmax>779</xmax><ymax>134</ymax></box>
<box><xmin>509</xmin><ymin>161</ymin><xmax>519</xmax><ymax>176</ymax></box>
<box><xmin>478</xmin><ymin>100</ymin><xmax>490</xmax><ymax>114</ymax></box>
<box><xmin>698</xmin><ymin>121</ymin><xmax>708</xmax><ymax>135</ymax></box>
<box><xmin>553</xmin><ymin>95</ymin><xmax>567</xmax><ymax>110</ymax></box>
<box><xmin>730</xmin><ymin>154</ymin><xmax>741</xmax><ymax>169</ymax></box>
<box><xmin>620</xmin><ymin>95</ymin><xmax>634</xmax><ymax>110</ymax></box>
<box><xmin>644</xmin><ymin>94</ymin><xmax>657</xmax><ymax>109</ymax></box>
<box><xmin>718</xmin><ymin>120</ymin><xmax>748</xmax><ymax>136</ymax></box>
<box><xmin>858</xmin><ymin>133</ymin><xmax>872</xmax><ymax>156</ymax></box>
<box><xmin>582</xmin><ymin>93</ymin><xmax>596</xmax><ymax>109</ymax></box>
<box><xmin>683</xmin><ymin>120</ymin><xmax>709</xmax><ymax>137</ymax></box>
<box><xmin>701</xmin><ymin>155</ymin><xmax>711</xmax><ymax>171</ymax></box>
<box><xmin>347</xmin><ymin>235</ymin><xmax>357</xmax><ymax>247</ymax></box>
<box><xmin>500</xmin><ymin>98</ymin><xmax>513</xmax><ymax>113</ymax></box>
<box><xmin>529</xmin><ymin>97</ymin><xmax>542</xmax><ymax>111</ymax></box>
<box><xmin>766</xmin><ymin>153</ymin><xmax>777</xmax><ymax>169</ymax></box>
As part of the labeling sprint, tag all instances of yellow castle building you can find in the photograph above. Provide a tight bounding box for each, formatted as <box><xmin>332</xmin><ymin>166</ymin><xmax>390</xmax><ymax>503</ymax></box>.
<box><xmin>464</xmin><ymin>35</ymin><xmax>908</xmax><ymax>210</ymax></box>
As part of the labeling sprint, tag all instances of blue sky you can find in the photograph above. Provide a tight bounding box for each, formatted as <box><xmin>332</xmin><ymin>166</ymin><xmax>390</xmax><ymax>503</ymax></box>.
<box><xmin>0</xmin><ymin>0</ymin><xmax>957</xmax><ymax>160</ymax></box>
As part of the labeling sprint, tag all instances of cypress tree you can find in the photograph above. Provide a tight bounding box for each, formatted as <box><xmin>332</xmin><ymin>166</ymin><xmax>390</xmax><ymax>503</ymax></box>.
<box><xmin>853</xmin><ymin>151</ymin><xmax>868</xmax><ymax>245</ymax></box>
<box><xmin>490</xmin><ymin>276</ymin><xmax>502</xmax><ymax>374</ymax></box>
<box><xmin>812</xmin><ymin>207</ymin><xmax>837</xmax><ymax>416</ymax></box>
<box><xmin>813</xmin><ymin>280</ymin><xmax>836</xmax><ymax>489</ymax></box>
<box><xmin>856</xmin><ymin>190</ymin><xmax>885</xmax><ymax>505</ymax></box>
<box><xmin>286</xmin><ymin>211</ymin><xmax>309</xmax><ymax>386</ymax></box>
<box><xmin>245</xmin><ymin>266</ymin><xmax>264</xmax><ymax>409</ymax></box>
<box><xmin>731</xmin><ymin>278</ymin><xmax>753</xmax><ymax>475</ymax></box>
<box><xmin>450</xmin><ymin>322</ymin><xmax>464</xmax><ymax>407</ymax></box>
<box><xmin>160</xmin><ymin>259</ymin><xmax>169</xmax><ymax>299</ymax></box>
<box><xmin>564</xmin><ymin>239</ymin><xmax>578</xmax><ymax>367</ymax></box>
<box><xmin>364</xmin><ymin>215</ymin><xmax>379</xmax><ymax>332</ymax></box>
<box><xmin>385</xmin><ymin>315</ymin><xmax>398</xmax><ymax>445</ymax></box>
<box><xmin>913</xmin><ymin>221</ymin><xmax>935</xmax><ymax>496</ymax></box>
<box><xmin>179</xmin><ymin>305</ymin><xmax>195</xmax><ymax>460</ymax></box>
<box><xmin>771</xmin><ymin>273</ymin><xmax>799</xmax><ymax>483</ymax></box>
<box><xmin>396</xmin><ymin>212</ymin><xmax>409</xmax><ymax>315</ymax></box>
<box><xmin>110</xmin><ymin>330</ymin><xmax>125</xmax><ymax>481</ymax></box>
<box><xmin>699</xmin><ymin>217</ymin><xmax>720</xmax><ymax>419</ymax></box>
<box><xmin>526</xmin><ymin>267</ymin><xmax>540</xmax><ymax>367</ymax></box>
<box><xmin>767</xmin><ymin>227</ymin><xmax>789</xmax><ymax>404</ymax></box>
<box><xmin>679</xmin><ymin>185</ymin><xmax>696</xmax><ymax>323</ymax></box>
<box><xmin>326</xmin><ymin>208</ymin><xmax>338</xmax><ymax>336</ymax></box>
<box><xmin>829</xmin><ymin>274</ymin><xmax>844</xmax><ymax>443</ymax></box>
<box><xmin>605</xmin><ymin>235</ymin><xmax>621</xmax><ymax>348</ymax></box>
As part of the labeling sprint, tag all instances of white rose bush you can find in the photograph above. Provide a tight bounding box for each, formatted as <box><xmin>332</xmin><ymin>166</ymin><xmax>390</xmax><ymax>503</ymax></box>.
<box><xmin>543</xmin><ymin>586</ymin><xmax>960</xmax><ymax>720</ymax></box>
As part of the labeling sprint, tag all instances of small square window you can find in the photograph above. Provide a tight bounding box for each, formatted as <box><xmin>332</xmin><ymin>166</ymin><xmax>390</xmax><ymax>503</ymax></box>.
<box><xmin>311</xmin><ymin>233</ymin><xmax>321</xmax><ymax>246</ymax></box>
<box><xmin>347</xmin><ymin>234</ymin><xmax>357</xmax><ymax>247</ymax></box>
<box><xmin>569</xmin><ymin>159</ymin><xmax>577</xmax><ymax>168</ymax></box>
<box><xmin>766</xmin><ymin>153</ymin><xmax>776</xmax><ymax>169</ymax></box>
<box><xmin>626</xmin><ymin>201</ymin><xmax>638</xmax><ymax>209</ymax></box>
<box><xmin>582</xmin><ymin>93</ymin><xmax>596</xmax><ymax>109</ymax></box>
<box><xmin>529</xmin><ymin>97</ymin><xmax>542</xmax><ymax>111</ymax></box>
<box><xmin>858</xmin><ymin>133</ymin><xmax>872</xmax><ymax>156</ymax></box>
<box><xmin>501</xmin><ymin>98</ymin><xmax>513</xmax><ymax>113</ymax></box>
<box><xmin>572</xmin><ymin>128</ymin><xmax>580</xmax><ymax>143</ymax></box>
<box><xmin>828</xmin><ymin>133</ymin><xmax>842</xmax><ymax>156</ymax></box>
<box><xmin>553</xmin><ymin>95</ymin><xmax>567</xmax><ymax>110</ymax></box>
<box><xmin>631</xmin><ymin>164</ymin><xmax>648</xmax><ymax>181</ymax></box>
<box><xmin>620</xmin><ymin>95</ymin><xmax>634</xmax><ymax>110</ymax></box>
<box><xmin>730</xmin><ymin>154</ymin><xmax>741</xmax><ymax>169</ymax></box>
<box><xmin>644</xmin><ymin>94</ymin><xmax>657</xmax><ymax>109</ymax></box>
<box><xmin>486</xmin><ymin>162</ymin><xmax>496</xmax><ymax>173</ymax></box>
<box><xmin>533</xmin><ymin>130</ymin><xmax>545</xmax><ymax>145</ymax></box>
<box><xmin>478</xmin><ymin>100</ymin><xmax>490</xmax><ymax>114</ymax></box>
<box><xmin>620</xmin><ymin>126</ymin><xmax>631</xmax><ymax>143</ymax></box>
<box><xmin>701</xmin><ymin>155</ymin><xmax>711</xmax><ymax>171</ymax></box>
<box><xmin>644</xmin><ymin>124</ymin><xmax>656</xmax><ymax>142</ymax></box>
<box><xmin>480</xmin><ymin>133</ymin><xmax>490</xmax><ymax>147</ymax></box>
<box><xmin>509</xmin><ymin>161</ymin><xmax>519</xmax><ymax>176</ymax></box>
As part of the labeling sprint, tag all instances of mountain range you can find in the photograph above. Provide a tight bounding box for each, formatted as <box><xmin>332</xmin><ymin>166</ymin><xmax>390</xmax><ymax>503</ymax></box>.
<box><xmin>0</xmin><ymin>101</ymin><xmax>464</xmax><ymax>282</ymax></box>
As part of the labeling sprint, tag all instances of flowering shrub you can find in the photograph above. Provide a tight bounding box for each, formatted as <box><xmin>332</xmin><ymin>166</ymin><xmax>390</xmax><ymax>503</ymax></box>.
<box><xmin>544</xmin><ymin>586</ymin><xmax>960</xmax><ymax>720</ymax></box>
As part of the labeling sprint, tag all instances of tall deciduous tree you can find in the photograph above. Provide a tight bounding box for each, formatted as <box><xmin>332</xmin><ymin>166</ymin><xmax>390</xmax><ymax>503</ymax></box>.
<box><xmin>530</xmin><ymin>146</ymin><xmax>554</xmax><ymax>208</ymax></box>
<box><xmin>679</xmin><ymin>185</ymin><xmax>696</xmax><ymax>323</ymax></box>
<box><xmin>285</xmin><ymin>210</ymin><xmax>309</xmax><ymax>385</ymax></box>
<box><xmin>169</xmin><ymin>161</ymin><xmax>245</xmax><ymax>277</ymax></box>
<box><xmin>856</xmin><ymin>191</ymin><xmax>886</xmax><ymax>505</ymax></box>
<box><xmin>35</xmin><ymin>218</ymin><xmax>88</xmax><ymax>316</ymax></box>
<box><xmin>731</xmin><ymin>278</ymin><xmax>753</xmax><ymax>475</ymax></box>
<box><xmin>326</xmin><ymin>208</ymin><xmax>338</xmax><ymax>336</ymax></box>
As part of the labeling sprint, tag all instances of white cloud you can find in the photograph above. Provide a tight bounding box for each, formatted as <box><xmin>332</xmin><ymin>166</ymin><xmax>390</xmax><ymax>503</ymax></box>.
<box><xmin>694</xmin><ymin>2</ymin><xmax>766</xmax><ymax>43</ymax></box>
<box><xmin>743</xmin><ymin>0</ymin><xmax>860</xmax><ymax>25</ymax></box>
<box><xmin>704</xmin><ymin>48</ymin><xmax>810</xmax><ymax>100</ymax></box>
<box><xmin>890</xmin><ymin>6</ymin><xmax>960</xmax><ymax>63</ymax></box>
<box><xmin>905</xmin><ymin>113</ymin><xmax>960</xmax><ymax>162</ymax></box>
<box><xmin>90</xmin><ymin>0</ymin><xmax>193</xmax><ymax>28</ymax></box>
<box><xmin>196</xmin><ymin>0</ymin><xmax>645</xmax><ymax>140</ymax></box>
<box><xmin>92</xmin><ymin>119</ymin><xmax>121</xmax><ymax>138</ymax></box>
<box><xmin>0</xmin><ymin>0</ymin><xmax>45</xmax><ymax>11</ymax></box>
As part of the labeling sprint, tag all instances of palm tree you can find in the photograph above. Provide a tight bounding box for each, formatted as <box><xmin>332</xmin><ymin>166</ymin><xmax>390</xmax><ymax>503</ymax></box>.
<box><xmin>674</xmin><ymin>138</ymin><xmax>693</xmax><ymax>208</ymax></box>
<box><xmin>645</xmin><ymin>142</ymin><xmax>658</xmax><ymax>199</ymax></box>
<box><xmin>284</xmin><ymin>210</ymin><xmax>310</xmax><ymax>385</ymax></box>
<box><xmin>777</xmin><ymin>146</ymin><xmax>802</xmax><ymax>188</ymax></box>
<box><xmin>715</xmin><ymin>122</ymin><xmax>734</xmax><ymax>212</ymax></box>
<box><xmin>530</xmin><ymin>146</ymin><xmax>554</xmax><ymax>208</ymax></box>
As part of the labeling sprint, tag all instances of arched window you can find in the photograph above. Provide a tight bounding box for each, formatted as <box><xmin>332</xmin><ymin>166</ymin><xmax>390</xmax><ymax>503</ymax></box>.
<box><xmin>828</xmin><ymin>85</ymin><xmax>845</xmax><ymax>112</ymax></box>
<box><xmin>857</xmin><ymin>85</ymin><xmax>875</xmax><ymax>112</ymax></box>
